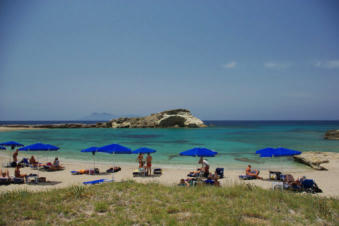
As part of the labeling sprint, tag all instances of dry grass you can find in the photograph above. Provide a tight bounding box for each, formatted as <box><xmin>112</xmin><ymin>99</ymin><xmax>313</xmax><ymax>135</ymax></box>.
<box><xmin>0</xmin><ymin>180</ymin><xmax>338</xmax><ymax>225</ymax></box>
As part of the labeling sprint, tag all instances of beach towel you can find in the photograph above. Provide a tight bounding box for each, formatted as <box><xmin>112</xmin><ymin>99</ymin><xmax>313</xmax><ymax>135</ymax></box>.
<box><xmin>106</xmin><ymin>167</ymin><xmax>121</xmax><ymax>173</ymax></box>
<box><xmin>239</xmin><ymin>175</ymin><xmax>256</xmax><ymax>180</ymax></box>
<box><xmin>204</xmin><ymin>179</ymin><xmax>215</xmax><ymax>185</ymax></box>
<box><xmin>83</xmin><ymin>179</ymin><xmax>114</xmax><ymax>185</ymax></box>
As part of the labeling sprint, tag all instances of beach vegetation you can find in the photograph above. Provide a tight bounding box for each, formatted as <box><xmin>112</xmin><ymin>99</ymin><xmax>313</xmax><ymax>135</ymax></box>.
<box><xmin>0</xmin><ymin>181</ymin><xmax>338</xmax><ymax>225</ymax></box>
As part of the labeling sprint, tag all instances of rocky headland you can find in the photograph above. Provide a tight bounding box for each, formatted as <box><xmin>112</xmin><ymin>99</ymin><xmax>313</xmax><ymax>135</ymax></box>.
<box><xmin>324</xmin><ymin>130</ymin><xmax>339</xmax><ymax>140</ymax></box>
<box><xmin>293</xmin><ymin>152</ymin><xmax>339</xmax><ymax>170</ymax></box>
<box><xmin>0</xmin><ymin>109</ymin><xmax>206</xmax><ymax>129</ymax></box>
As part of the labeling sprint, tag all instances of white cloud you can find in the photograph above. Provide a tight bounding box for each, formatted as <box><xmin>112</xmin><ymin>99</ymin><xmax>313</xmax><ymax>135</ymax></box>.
<box><xmin>222</xmin><ymin>61</ymin><xmax>237</xmax><ymax>69</ymax></box>
<box><xmin>264</xmin><ymin>62</ymin><xmax>290</xmax><ymax>69</ymax></box>
<box><xmin>314</xmin><ymin>60</ymin><xmax>339</xmax><ymax>69</ymax></box>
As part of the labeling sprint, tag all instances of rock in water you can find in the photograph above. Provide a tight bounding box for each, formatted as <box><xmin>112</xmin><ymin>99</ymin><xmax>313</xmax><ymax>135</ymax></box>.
<box><xmin>293</xmin><ymin>152</ymin><xmax>339</xmax><ymax>170</ymax></box>
<box><xmin>324</xmin><ymin>130</ymin><xmax>339</xmax><ymax>140</ymax></box>
<box><xmin>109</xmin><ymin>109</ymin><xmax>207</xmax><ymax>128</ymax></box>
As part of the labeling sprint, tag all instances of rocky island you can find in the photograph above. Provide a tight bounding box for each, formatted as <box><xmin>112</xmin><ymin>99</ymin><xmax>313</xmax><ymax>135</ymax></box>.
<box><xmin>0</xmin><ymin>109</ymin><xmax>207</xmax><ymax>129</ymax></box>
<box><xmin>324</xmin><ymin>130</ymin><xmax>339</xmax><ymax>140</ymax></box>
<box><xmin>108</xmin><ymin>109</ymin><xmax>206</xmax><ymax>128</ymax></box>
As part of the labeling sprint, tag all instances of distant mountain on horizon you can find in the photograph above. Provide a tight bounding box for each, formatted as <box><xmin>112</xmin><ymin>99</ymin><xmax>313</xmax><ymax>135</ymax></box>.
<box><xmin>79</xmin><ymin>112</ymin><xmax>140</xmax><ymax>121</ymax></box>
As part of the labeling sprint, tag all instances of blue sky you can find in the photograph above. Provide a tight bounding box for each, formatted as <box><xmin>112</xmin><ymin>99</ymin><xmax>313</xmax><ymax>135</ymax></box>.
<box><xmin>1</xmin><ymin>0</ymin><xmax>338</xmax><ymax>120</ymax></box>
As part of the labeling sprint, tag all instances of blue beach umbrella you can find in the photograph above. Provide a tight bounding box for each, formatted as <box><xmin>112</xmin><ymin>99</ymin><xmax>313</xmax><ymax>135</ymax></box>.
<box><xmin>98</xmin><ymin>144</ymin><xmax>132</xmax><ymax>154</ymax></box>
<box><xmin>0</xmin><ymin>141</ymin><xmax>24</xmax><ymax>149</ymax></box>
<box><xmin>0</xmin><ymin>141</ymin><xmax>24</xmax><ymax>164</ymax></box>
<box><xmin>18</xmin><ymin>143</ymin><xmax>60</xmax><ymax>176</ymax></box>
<box><xmin>256</xmin><ymin>147</ymin><xmax>301</xmax><ymax>157</ymax></box>
<box><xmin>180</xmin><ymin>147</ymin><xmax>218</xmax><ymax>157</ymax></box>
<box><xmin>0</xmin><ymin>146</ymin><xmax>6</xmax><ymax>150</ymax></box>
<box><xmin>18</xmin><ymin>143</ymin><xmax>59</xmax><ymax>151</ymax></box>
<box><xmin>98</xmin><ymin>144</ymin><xmax>131</xmax><ymax>179</ymax></box>
<box><xmin>255</xmin><ymin>147</ymin><xmax>275</xmax><ymax>154</ymax></box>
<box><xmin>81</xmin><ymin>147</ymin><xmax>99</xmax><ymax>169</ymax></box>
<box><xmin>132</xmin><ymin>147</ymin><xmax>156</xmax><ymax>154</ymax></box>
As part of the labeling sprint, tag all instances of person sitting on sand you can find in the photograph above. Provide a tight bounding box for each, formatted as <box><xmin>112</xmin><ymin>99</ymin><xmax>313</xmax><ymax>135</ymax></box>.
<box><xmin>49</xmin><ymin>157</ymin><xmax>64</xmax><ymax>170</ymax></box>
<box><xmin>213</xmin><ymin>172</ymin><xmax>220</xmax><ymax>186</ymax></box>
<box><xmin>178</xmin><ymin>178</ymin><xmax>190</xmax><ymax>187</ymax></box>
<box><xmin>0</xmin><ymin>169</ymin><xmax>10</xmax><ymax>178</ymax></box>
<box><xmin>246</xmin><ymin>165</ymin><xmax>262</xmax><ymax>179</ymax></box>
<box><xmin>137</xmin><ymin>153</ymin><xmax>144</xmax><ymax>168</ymax></box>
<box><xmin>29</xmin><ymin>156</ymin><xmax>38</xmax><ymax>166</ymax></box>
<box><xmin>146</xmin><ymin>153</ymin><xmax>152</xmax><ymax>175</ymax></box>
<box><xmin>202</xmin><ymin>159</ymin><xmax>210</xmax><ymax>177</ymax></box>
<box><xmin>53</xmin><ymin>157</ymin><xmax>60</xmax><ymax>167</ymax></box>
<box><xmin>15</xmin><ymin>166</ymin><xmax>26</xmax><ymax>178</ymax></box>
<box><xmin>13</xmin><ymin>149</ymin><xmax>19</xmax><ymax>163</ymax></box>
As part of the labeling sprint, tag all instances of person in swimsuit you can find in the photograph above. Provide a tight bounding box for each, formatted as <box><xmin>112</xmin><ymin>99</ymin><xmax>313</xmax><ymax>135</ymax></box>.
<box><xmin>13</xmin><ymin>149</ymin><xmax>19</xmax><ymax>163</ymax></box>
<box><xmin>0</xmin><ymin>169</ymin><xmax>9</xmax><ymax>178</ymax></box>
<box><xmin>15</xmin><ymin>166</ymin><xmax>26</xmax><ymax>178</ymax></box>
<box><xmin>246</xmin><ymin>165</ymin><xmax>262</xmax><ymax>179</ymax></box>
<box><xmin>29</xmin><ymin>156</ymin><xmax>38</xmax><ymax>167</ymax></box>
<box><xmin>146</xmin><ymin>153</ymin><xmax>152</xmax><ymax>175</ymax></box>
<box><xmin>137</xmin><ymin>153</ymin><xmax>144</xmax><ymax>168</ymax></box>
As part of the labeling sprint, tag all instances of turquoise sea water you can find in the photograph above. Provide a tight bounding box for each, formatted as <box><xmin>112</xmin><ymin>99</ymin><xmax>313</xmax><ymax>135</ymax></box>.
<box><xmin>1</xmin><ymin>121</ymin><xmax>338</xmax><ymax>169</ymax></box>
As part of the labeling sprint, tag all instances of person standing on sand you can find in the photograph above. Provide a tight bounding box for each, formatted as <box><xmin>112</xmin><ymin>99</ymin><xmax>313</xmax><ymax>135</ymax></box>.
<box><xmin>13</xmin><ymin>149</ymin><xmax>19</xmax><ymax>163</ymax></box>
<box><xmin>198</xmin><ymin>156</ymin><xmax>203</xmax><ymax>167</ymax></box>
<box><xmin>146</xmin><ymin>153</ymin><xmax>152</xmax><ymax>175</ymax></box>
<box><xmin>137</xmin><ymin>153</ymin><xmax>144</xmax><ymax>168</ymax></box>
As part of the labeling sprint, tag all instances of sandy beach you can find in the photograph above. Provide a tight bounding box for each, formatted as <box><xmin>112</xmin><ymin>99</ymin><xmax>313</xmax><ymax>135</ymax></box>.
<box><xmin>1</xmin><ymin>154</ymin><xmax>338</xmax><ymax>198</ymax></box>
<box><xmin>0</xmin><ymin>127</ymin><xmax>39</xmax><ymax>132</ymax></box>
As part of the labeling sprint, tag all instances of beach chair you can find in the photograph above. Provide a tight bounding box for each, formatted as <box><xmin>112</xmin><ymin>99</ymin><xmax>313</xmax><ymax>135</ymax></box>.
<box><xmin>18</xmin><ymin>158</ymin><xmax>29</xmax><ymax>167</ymax></box>
<box><xmin>216</xmin><ymin>168</ymin><xmax>224</xmax><ymax>178</ymax></box>
<box><xmin>83</xmin><ymin>179</ymin><xmax>114</xmax><ymax>185</ymax></box>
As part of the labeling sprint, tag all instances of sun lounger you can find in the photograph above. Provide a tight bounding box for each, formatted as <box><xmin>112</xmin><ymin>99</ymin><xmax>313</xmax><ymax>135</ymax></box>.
<box><xmin>13</xmin><ymin>177</ymin><xmax>25</xmax><ymax>184</ymax></box>
<box><xmin>239</xmin><ymin>175</ymin><xmax>257</xmax><ymax>180</ymax></box>
<box><xmin>133</xmin><ymin>168</ymin><xmax>147</xmax><ymax>177</ymax></box>
<box><xmin>83</xmin><ymin>179</ymin><xmax>114</xmax><ymax>185</ymax></box>
<box><xmin>42</xmin><ymin>165</ymin><xmax>65</xmax><ymax>171</ymax></box>
<box><xmin>0</xmin><ymin>178</ymin><xmax>11</xmax><ymax>185</ymax></box>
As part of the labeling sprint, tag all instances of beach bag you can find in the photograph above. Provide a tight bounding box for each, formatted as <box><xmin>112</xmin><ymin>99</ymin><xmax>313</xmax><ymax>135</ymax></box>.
<box><xmin>269</xmin><ymin>171</ymin><xmax>282</xmax><ymax>180</ymax></box>
<box><xmin>153</xmin><ymin>168</ymin><xmax>162</xmax><ymax>175</ymax></box>
<box><xmin>301</xmin><ymin>179</ymin><xmax>322</xmax><ymax>193</ymax></box>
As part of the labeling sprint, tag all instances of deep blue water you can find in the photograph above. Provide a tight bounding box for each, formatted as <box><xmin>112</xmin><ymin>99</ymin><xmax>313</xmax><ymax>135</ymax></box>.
<box><xmin>1</xmin><ymin>120</ymin><xmax>338</xmax><ymax>169</ymax></box>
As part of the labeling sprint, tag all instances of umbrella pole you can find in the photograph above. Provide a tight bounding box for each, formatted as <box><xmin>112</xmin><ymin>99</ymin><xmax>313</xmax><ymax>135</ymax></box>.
<box><xmin>112</xmin><ymin>155</ymin><xmax>114</xmax><ymax>181</ymax></box>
